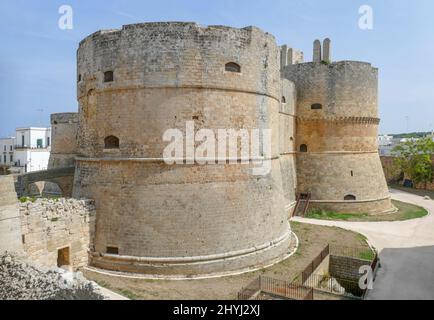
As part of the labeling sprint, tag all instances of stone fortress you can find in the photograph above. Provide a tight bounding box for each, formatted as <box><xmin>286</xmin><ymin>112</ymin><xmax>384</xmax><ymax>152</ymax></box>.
<box><xmin>0</xmin><ymin>22</ymin><xmax>394</xmax><ymax>280</ymax></box>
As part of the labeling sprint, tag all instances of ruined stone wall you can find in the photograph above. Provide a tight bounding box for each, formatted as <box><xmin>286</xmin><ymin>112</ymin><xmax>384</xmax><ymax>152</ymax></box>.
<box><xmin>20</xmin><ymin>198</ymin><xmax>95</xmax><ymax>270</ymax></box>
<box><xmin>380</xmin><ymin>156</ymin><xmax>402</xmax><ymax>184</ymax></box>
<box><xmin>283</xmin><ymin>61</ymin><xmax>394</xmax><ymax>214</ymax></box>
<box><xmin>49</xmin><ymin>113</ymin><xmax>79</xmax><ymax>169</ymax></box>
<box><xmin>381</xmin><ymin>155</ymin><xmax>434</xmax><ymax>190</ymax></box>
<box><xmin>0</xmin><ymin>175</ymin><xmax>22</xmax><ymax>253</ymax></box>
<box><xmin>0</xmin><ymin>252</ymin><xmax>106</xmax><ymax>300</ymax></box>
<box><xmin>73</xmin><ymin>22</ymin><xmax>292</xmax><ymax>276</ymax></box>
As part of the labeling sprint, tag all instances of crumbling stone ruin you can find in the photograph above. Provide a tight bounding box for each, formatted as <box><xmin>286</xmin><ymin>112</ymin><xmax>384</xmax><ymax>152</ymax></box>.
<box><xmin>19</xmin><ymin>198</ymin><xmax>95</xmax><ymax>270</ymax></box>
<box><xmin>0</xmin><ymin>22</ymin><xmax>394</xmax><ymax>281</ymax></box>
<box><xmin>0</xmin><ymin>252</ymin><xmax>105</xmax><ymax>300</ymax></box>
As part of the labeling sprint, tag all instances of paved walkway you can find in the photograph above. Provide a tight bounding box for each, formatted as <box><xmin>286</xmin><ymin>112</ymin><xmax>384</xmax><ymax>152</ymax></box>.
<box><xmin>291</xmin><ymin>189</ymin><xmax>434</xmax><ymax>299</ymax></box>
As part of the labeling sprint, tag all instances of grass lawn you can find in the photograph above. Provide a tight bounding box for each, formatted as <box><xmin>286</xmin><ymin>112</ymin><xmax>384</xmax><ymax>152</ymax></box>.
<box><xmin>305</xmin><ymin>199</ymin><xmax>428</xmax><ymax>222</ymax></box>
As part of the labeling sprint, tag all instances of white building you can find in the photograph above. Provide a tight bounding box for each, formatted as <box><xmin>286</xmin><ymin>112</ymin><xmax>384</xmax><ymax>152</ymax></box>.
<box><xmin>15</xmin><ymin>127</ymin><xmax>51</xmax><ymax>149</ymax></box>
<box><xmin>0</xmin><ymin>137</ymin><xmax>15</xmax><ymax>167</ymax></box>
<box><xmin>12</xmin><ymin>127</ymin><xmax>51</xmax><ymax>173</ymax></box>
<box><xmin>378</xmin><ymin>134</ymin><xmax>393</xmax><ymax>146</ymax></box>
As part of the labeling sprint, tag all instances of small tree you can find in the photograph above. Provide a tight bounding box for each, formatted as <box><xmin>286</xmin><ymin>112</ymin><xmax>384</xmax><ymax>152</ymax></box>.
<box><xmin>392</xmin><ymin>138</ymin><xmax>434</xmax><ymax>189</ymax></box>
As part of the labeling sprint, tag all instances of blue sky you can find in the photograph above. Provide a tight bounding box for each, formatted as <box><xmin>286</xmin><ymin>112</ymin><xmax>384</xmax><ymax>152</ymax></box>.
<box><xmin>0</xmin><ymin>0</ymin><xmax>433</xmax><ymax>137</ymax></box>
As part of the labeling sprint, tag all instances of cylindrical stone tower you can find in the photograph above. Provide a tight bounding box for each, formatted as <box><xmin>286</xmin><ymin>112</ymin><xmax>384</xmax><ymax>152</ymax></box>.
<box><xmin>73</xmin><ymin>22</ymin><xmax>293</xmax><ymax>276</ymax></box>
<box><xmin>283</xmin><ymin>59</ymin><xmax>395</xmax><ymax>214</ymax></box>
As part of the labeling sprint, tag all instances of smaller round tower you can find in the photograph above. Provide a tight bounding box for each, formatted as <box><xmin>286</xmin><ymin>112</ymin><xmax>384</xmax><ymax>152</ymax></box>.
<box><xmin>282</xmin><ymin>39</ymin><xmax>395</xmax><ymax>214</ymax></box>
<box><xmin>48</xmin><ymin>113</ymin><xmax>79</xmax><ymax>169</ymax></box>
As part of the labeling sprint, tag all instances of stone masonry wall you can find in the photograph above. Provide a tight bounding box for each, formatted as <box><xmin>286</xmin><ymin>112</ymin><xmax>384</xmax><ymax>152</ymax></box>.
<box><xmin>49</xmin><ymin>113</ymin><xmax>79</xmax><ymax>169</ymax></box>
<box><xmin>279</xmin><ymin>79</ymin><xmax>297</xmax><ymax>211</ymax></box>
<box><xmin>20</xmin><ymin>198</ymin><xmax>95</xmax><ymax>270</ymax></box>
<box><xmin>0</xmin><ymin>175</ymin><xmax>22</xmax><ymax>253</ymax></box>
<box><xmin>329</xmin><ymin>255</ymin><xmax>371</xmax><ymax>281</ymax></box>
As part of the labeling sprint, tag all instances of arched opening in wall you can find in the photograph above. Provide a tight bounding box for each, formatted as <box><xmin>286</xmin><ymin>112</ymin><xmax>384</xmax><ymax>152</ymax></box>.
<box><xmin>26</xmin><ymin>181</ymin><xmax>63</xmax><ymax>198</ymax></box>
<box><xmin>282</xmin><ymin>96</ymin><xmax>286</xmax><ymax>103</ymax></box>
<box><xmin>41</xmin><ymin>182</ymin><xmax>63</xmax><ymax>197</ymax></box>
<box><xmin>104</xmin><ymin>136</ymin><xmax>120</xmax><ymax>149</ymax></box>
<box><xmin>311</xmin><ymin>103</ymin><xmax>323</xmax><ymax>110</ymax></box>
<box><xmin>300</xmin><ymin>144</ymin><xmax>308</xmax><ymax>152</ymax></box>
<box><xmin>225</xmin><ymin>62</ymin><xmax>241</xmax><ymax>73</ymax></box>
<box><xmin>344</xmin><ymin>194</ymin><xmax>357</xmax><ymax>201</ymax></box>
<box><xmin>104</xmin><ymin>71</ymin><xmax>114</xmax><ymax>82</ymax></box>
<box><xmin>27</xmin><ymin>183</ymin><xmax>42</xmax><ymax>197</ymax></box>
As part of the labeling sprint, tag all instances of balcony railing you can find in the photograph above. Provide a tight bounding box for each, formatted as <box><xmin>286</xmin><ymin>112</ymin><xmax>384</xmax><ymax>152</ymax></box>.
<box><xmin>14</xmin><ymin>145</ymin><xmax>50</xmax><ymax>150</ymax></box>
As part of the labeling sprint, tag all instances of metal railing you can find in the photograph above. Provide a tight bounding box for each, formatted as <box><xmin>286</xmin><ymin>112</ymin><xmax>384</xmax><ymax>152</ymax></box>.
<box><xmin>301</xmin><ymin>244</ymin><xmax>330</xmax><ymax>283</ymax></box>
<box><xmin>292</xmin><ymin>193</ymin><xmax>311</xmax><ymax>218</ymax></box>
<box><xmin>238</xmin><ymin>276</ymin><xmax>313</xmax><ymax>300</ymax></box>
<box><xmin>14</xmin><ymin>145</ymin><xmax>49</xmax><ymax>150</ymax></box>
<box><xmin>361</xmin><ymin>252</ymin><xmax>380</xmax><ymax>299</ymax></box>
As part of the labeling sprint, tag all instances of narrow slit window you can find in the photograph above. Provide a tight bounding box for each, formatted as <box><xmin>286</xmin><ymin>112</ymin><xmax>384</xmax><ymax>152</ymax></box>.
<box><xmin>282</xmin><ymin>96</ymin><xmax>286</xmax><ymax>103</ymax></box>
<box><xmin>225</xmin><ymin>62</ymin><xmax>241</xmax><ymax>73</ymax></box>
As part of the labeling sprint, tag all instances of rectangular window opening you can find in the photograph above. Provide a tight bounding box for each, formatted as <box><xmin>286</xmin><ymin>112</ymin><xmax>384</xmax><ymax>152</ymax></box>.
<box><xmin>106</xmin><ymin>246</ymin><xmax>119</xmax><ymax>255</ymax></box>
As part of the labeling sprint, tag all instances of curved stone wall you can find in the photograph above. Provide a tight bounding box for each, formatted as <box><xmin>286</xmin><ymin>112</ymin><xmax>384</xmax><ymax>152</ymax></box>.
<box><xmin>283</xmin><ymin>61</ymin><xmax>378</xmax><ymax>119</ymax></box>
<box><xmin>283</xmin><ymin>61</ymin><xmax>394</xmax><ymax>214</ymax></box>
<box><xmin>279</xmin><ymin>79</ymin><xmax>297</xmax><ymax>212</ymax></box>
<box><xmin>73</xmin><ymin>22</ymin><xmax>292</xmax><ymax>276</ymax></box>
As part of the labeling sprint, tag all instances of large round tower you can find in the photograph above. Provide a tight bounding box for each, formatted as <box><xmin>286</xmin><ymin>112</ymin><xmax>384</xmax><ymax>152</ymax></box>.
<box><xmin>73</xmin><ymin>22</ymin><xmax>293</xmax><ymax>276</ymax></box>
<box><xmin>283</xmin><ymin>40</ymin><xmax>395</xmax><ymax>215</ymax></box>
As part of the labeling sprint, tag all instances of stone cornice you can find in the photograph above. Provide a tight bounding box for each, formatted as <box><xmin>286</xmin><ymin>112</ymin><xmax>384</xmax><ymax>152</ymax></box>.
<box><xmin>297</xmin><ymin>116</ymin><xmax>380</xmax><ymax>125</ymax></box>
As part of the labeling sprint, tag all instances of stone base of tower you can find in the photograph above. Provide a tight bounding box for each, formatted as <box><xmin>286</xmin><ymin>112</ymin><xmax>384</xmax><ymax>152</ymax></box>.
<box><xmin>296</xmin><ymin>152</ymin><xmax>396</xmax><ymax>215</ymax></box>
<box><xmin>73</xmin><ymin>157</ymin><xmax>294</xmax><ymax>278</ymax></box>
<box><xmin>308</xmin><ymin>197</ymin><xmax>397</xmax><ymax>215</ymax></box>
<box><xmin>88</xmin><ymin>231</ymin><xmax>293</xmax><ymax>278</ymax></box>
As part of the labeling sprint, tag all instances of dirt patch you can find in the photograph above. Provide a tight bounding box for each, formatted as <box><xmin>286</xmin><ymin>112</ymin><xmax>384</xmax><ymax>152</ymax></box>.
<box><xmin>84</xmin><ymin>222</ymin><xmax>371</xmax><ymax>300</ymax></box>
